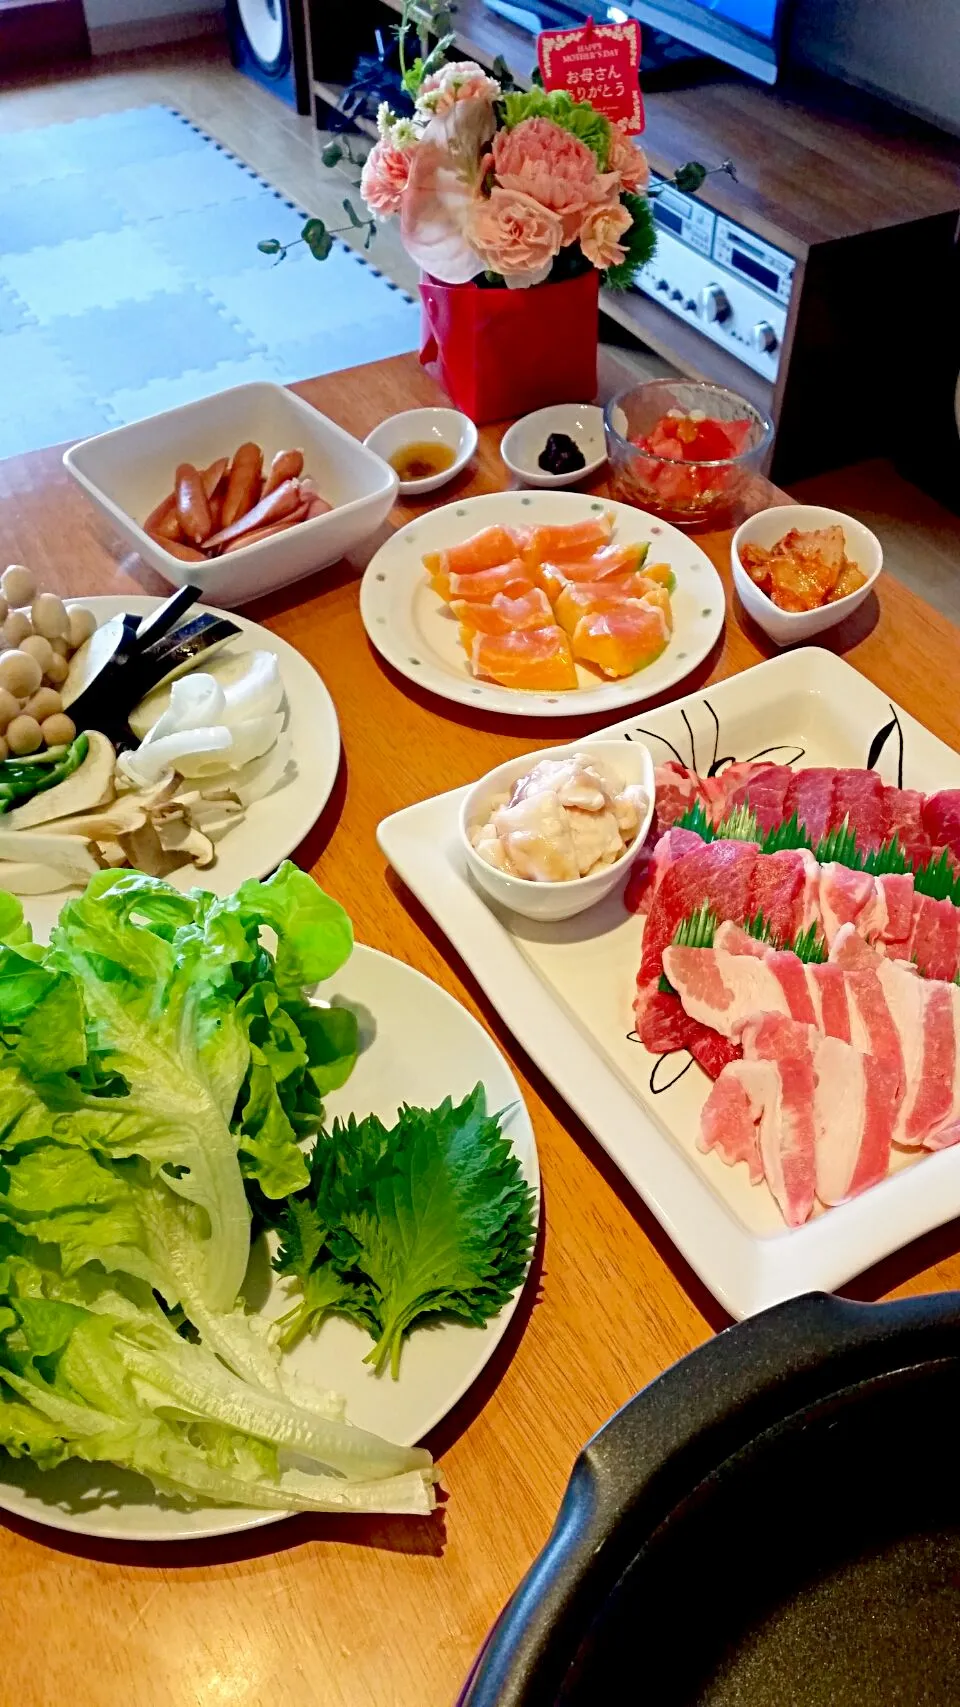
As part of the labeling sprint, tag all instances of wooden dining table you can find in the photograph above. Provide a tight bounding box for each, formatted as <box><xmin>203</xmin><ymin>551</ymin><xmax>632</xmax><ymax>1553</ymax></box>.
<box><xmin>2</xmin><ymin>350</ymin><xmax>960</xmax><ymax>1707</ymax></box>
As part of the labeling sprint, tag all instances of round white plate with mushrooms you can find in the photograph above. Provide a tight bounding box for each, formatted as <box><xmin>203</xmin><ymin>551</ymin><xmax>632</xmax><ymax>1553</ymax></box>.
<box><xmin>0</xmin><ymin>596</ymin><xmax>340</xmax><ymax>938</ymax></box>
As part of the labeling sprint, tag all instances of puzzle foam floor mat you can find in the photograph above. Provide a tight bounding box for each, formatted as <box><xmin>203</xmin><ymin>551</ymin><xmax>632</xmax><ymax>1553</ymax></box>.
<box><xmin>0</xmin><ymin>104</ymin><xmax>420</xmax><ymax>459</ymax></box>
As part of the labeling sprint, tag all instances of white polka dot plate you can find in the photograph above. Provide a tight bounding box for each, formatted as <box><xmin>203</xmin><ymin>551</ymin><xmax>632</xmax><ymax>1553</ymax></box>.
<box><xmin>359</xmin><ymin>491</ymin><xmax>725</xmax><ymax>718</ymax></box>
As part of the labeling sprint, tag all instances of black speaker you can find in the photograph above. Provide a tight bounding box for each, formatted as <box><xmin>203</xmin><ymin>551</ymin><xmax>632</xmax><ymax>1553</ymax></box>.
<box><xmin>225</xmin><ymin>0</ymin><xmax>310</xmax><ymax>115</ymax></box>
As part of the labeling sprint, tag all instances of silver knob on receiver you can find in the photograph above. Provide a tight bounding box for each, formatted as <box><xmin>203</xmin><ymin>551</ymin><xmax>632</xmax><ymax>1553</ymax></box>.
<box><xmin>698</xmin><ymin>284</ymin><xmax>730</xmax><ymax>323</ymax></box>
<box><xmin>752</xmin><ymin>321</ymin><xmax>778</xmax><ymax>353</ymax></box>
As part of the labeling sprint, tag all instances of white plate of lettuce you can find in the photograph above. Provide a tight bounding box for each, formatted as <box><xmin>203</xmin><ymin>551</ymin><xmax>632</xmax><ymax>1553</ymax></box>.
<box><xmin>0</xmin><ymin>863</ymin><xmax>538</xmax><ymax>1540</ymax></box>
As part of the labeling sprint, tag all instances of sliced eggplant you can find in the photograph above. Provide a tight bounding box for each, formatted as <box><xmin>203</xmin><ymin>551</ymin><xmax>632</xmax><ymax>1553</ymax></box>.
<box><xmin>139</xmin><ymin>614</ymin><xmax>240</xmax><ymax>680</ymax></box>
<box><xmin>133</xmin><ymin>585</ymin><xmax>200</xmax><ymax>652</ymax></box>
<box><xmin>61</xmin><ymin>613</ymin><xmax>141</xmax><ymax>711</ymax></box>
<box><xmin>64</xmin><ymin>614</ymin><xmax>240</xmax><ymax>747</ymax></box>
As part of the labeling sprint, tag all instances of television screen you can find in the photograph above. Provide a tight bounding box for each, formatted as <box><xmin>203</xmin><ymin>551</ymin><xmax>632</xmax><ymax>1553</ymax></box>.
<box><xmin>482</xmin><ymin>0</ymin><xmax>790</xmax><ymax>81</ymax></box>
<box><xmin>619</xmin><ymin>0</ymin><xmax>790</xmax><ymax>80</ymax></box>
<box><xmin>693</xmin><ymin>1</ymin><xmax>780</xmax><ymax>41</ymax></box>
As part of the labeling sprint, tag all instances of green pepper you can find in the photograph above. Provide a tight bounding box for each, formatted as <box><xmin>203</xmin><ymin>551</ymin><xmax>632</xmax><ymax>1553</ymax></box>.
<box><xmin>0</xmin><ymin>734</ymin><xmax>89</xmax><ymax>812</ymax></box>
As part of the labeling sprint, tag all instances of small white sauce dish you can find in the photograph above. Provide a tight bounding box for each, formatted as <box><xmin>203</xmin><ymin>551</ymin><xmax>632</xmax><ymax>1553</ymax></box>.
<box><xmin>500</xmin><ymin>404</ymin><xmax>606</xmax><ymax>489</ymax></box>
<box><xmin>363</xmin><ymin>407</ymin><xmax>477</xmax><ymax>495</ymax></box>
<box><xmin>458</xmin><ymin>737</ymin><xmax>655</xmax><ymax>923</ymax></box>
<box><xmin>732</xmin><ymin>503</ymin><xmax>883</xmax><ymax>647</ymax></box>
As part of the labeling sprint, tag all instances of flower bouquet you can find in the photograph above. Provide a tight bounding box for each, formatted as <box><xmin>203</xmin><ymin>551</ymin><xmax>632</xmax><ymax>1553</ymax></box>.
<box><xmin>358</xmin><ymin>50</ymin><xmax>656</xmax><ymax>421</ymax></box>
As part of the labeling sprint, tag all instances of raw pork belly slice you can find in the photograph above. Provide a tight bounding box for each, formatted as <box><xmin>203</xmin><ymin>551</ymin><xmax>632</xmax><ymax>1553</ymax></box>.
<box><xmin>818</xmin><ymin>862</ymin><xmax>885</xmax><ymax>943</ymax></box>
<box><xmin>662</xmin><ymin>932</ymin><xmax>869</xmax><ymax>1054</ymax></box>
<box><xmin>705</xmin><ymin>1014</ymin><xmax>819</xmax><ymax>1226</ymax></box>
<box><xmin>909</xmin><ymin>893</ymin><xmax>960</xmax><ymax>980</ymax></box>
<box><xmin>670</xmin><ymin>921</ymin><xmax>960</xmax><ymax>1162</ymax></box>
<box><xmin>699</xmin><ymin>1061</ymin><xmax>770</xmax><ymax>1184</ymax></box>
<box><xmin>634</xmin><ymin>841</ymin><xmax>880</xmax><ymax>1062</ymax></box>
<box><xmin>635</xmin><ymin>836</ymin><xmax>960</xmax><ymax>1069</ymax></box>
<box><xmin>700</xmin><ymin>1013</ymin><xmax>898</xmax><ymax>1222</ymax></box>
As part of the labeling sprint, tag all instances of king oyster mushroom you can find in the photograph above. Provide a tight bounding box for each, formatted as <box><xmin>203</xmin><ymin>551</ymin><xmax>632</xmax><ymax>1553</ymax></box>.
<box><xmin>152</xmin><ymin>810</ymin><xmax>216</xmax><ymax>867</ymax></box>
<box><xmin>4</xmin><ymin>731</ymin><xmax>116</xmax><ymax>829</ymax></box>
<box><xmin>0</xmin><ymin>829</ymin><xmax>101</xmax><ymax>880</ymax></box>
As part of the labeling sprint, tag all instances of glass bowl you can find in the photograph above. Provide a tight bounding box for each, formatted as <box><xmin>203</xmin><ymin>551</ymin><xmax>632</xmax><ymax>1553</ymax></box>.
<box><xmin>604</xmin><ymin>379</ymin><xmax>774</xmax><ymax>528</ymax></box>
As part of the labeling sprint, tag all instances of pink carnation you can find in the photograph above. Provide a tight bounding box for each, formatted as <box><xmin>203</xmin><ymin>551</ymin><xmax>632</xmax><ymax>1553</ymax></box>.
<box><xmin>360</xmin><ymin>139</ymin><xmax>413</xmax><ymax>217</ymax></box>
<box><xmin>466</xmin><ymin>186</ymin><xmax>563</xmax><ymax>288</ymax></box>
<box><xmin>607</xmin><ymin>123</ymin><xmax>650</xmax><ymax>194</ymax></box>
<box><xmin>579</xmin><ymin>198</ymin><xmax>633</xmax><ymax>270</ymax></box>
<box><xmin>418</xmin><ymin>60</ymin><xmax>501</xmax><ymax>116</ymax></box>
<box><xmin>491</xmin><ymin>117</ymin><xmax>617</xmax><ymax>245</ymax></box>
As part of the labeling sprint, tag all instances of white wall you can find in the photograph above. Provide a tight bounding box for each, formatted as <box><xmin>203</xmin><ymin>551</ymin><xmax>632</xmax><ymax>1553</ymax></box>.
<box><xmin>792</xmin><ymin>0</ymin><xmax>960</xmax><ymax>135</ymax></box>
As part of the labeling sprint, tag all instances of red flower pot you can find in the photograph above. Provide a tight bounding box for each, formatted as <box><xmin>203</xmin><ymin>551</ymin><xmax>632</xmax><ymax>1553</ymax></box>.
<box><xmin>419</xmin><ymin>269</ymin><xmax>599</xmax><ymax>425</ymax></box>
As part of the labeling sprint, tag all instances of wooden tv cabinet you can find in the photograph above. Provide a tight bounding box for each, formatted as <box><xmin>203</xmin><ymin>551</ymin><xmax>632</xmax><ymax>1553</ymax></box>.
<box><xmin>307</xmin><ymin>0</ymin><xmax>960</xmax><ymax>485</ymax></box>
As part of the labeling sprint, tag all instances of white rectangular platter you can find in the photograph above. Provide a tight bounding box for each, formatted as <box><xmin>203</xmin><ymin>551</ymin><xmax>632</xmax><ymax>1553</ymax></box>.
<box><xmin>378</xmin><ymin>647</ymin><xmax>960</xmax><ymax>1319</ymax></box>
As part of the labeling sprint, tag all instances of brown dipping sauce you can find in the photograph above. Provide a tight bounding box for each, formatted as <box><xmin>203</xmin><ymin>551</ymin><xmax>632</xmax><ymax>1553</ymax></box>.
<box><xmin>389</xmin><ymin>440</ymin><xmax>455</xmax><ymax>482</ymax></box>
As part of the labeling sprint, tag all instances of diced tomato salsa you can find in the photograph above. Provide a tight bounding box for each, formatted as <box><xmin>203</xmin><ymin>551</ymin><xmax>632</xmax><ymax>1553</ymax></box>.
<box><xmin>625</xmin><ymin>412</ymin><xmax>755</xmax><ymax>517</ymax></box>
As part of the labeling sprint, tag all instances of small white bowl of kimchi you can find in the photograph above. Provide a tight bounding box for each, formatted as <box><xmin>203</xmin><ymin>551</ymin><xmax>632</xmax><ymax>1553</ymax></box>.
<box><xmin>732</xmin><ymin>504</ymin><xmax>882</xmax><ymax>646</ymax></box>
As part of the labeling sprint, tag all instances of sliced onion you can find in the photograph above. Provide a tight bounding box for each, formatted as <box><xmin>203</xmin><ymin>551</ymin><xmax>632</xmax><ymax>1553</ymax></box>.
<box><xmin>226</xmin><ymin>731</ymin><xmax>294</xmax><ymax>806</ymax></box>
<box><xmin>221</xmin><ymin>651</ymin><xmax>284</xmax><ymax>725</ymax></box>
<box><xmin>142</xmin><ymin>673</ymin><xmax>227</xmax><ymax>746</ymax></box>
<box><xmin>119</xmin><ymin>726</ymin><xmax>233</xmax><ymax>787</ymax></box>
<box><xmin>175</xmin><ymin>714</ymin><xmax>284</xmax><ymax>777</ymax></box>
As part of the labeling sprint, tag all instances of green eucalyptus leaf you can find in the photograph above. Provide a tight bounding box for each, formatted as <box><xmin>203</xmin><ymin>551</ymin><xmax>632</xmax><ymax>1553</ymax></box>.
<box><xmin>673</xmin><ymin>161</ymin><xmax>708</xmax><ymax>194</ymax></box>
<box><xmin>342</xmin><ymin>197</ymin><xmax>363</xmax><ymax>228</ymax></box>
<box><xmin>301</xmin><ymin>218</ymin><xmax>333</xmax><ymax>261</ymax></box>
<box><xmin>257</xmin><ymin>238</ymin><xmax>282</xmax><ymax>255</ymax></box>
<box><xmin>321</xmin><ymin>140</ymin><xmax>343</xmax><ymax>168</ymax></box>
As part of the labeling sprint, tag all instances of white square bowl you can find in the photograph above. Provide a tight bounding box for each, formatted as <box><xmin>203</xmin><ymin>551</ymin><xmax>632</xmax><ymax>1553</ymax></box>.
<box><xmin>63</xmin><ymin>381</ymin><xmax>399</xmax><ymax>608</ymax></box>
<box><xmin>731</xmin><ymin>503</ymin><xmax>882</xmax><ymax>646</ymax></box>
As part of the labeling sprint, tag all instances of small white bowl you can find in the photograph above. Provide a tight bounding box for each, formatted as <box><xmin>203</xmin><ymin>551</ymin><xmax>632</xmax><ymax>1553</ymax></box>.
<box><xmin>63</xmin><ymin>380</ymin><xmax>399</xmax><ymax>609</ymax></box>
<box><xmin>732</xmin><ymin>504</ymin><xmax>882</xmax><ymax>646</ymax></box>
<box><xmin>500</xmin><ymin>404</ymin><xmax>606</xmax><ymax>489</ymax></box>
<box><xmin>458</xmin><ymin>738</ymin><xmax>655</xmax><ymax>923</ymax></box>
<box><xmin>363</xmin><ymin>407</ymin><xmax>477</xmax><ymax>495</ymax></box>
